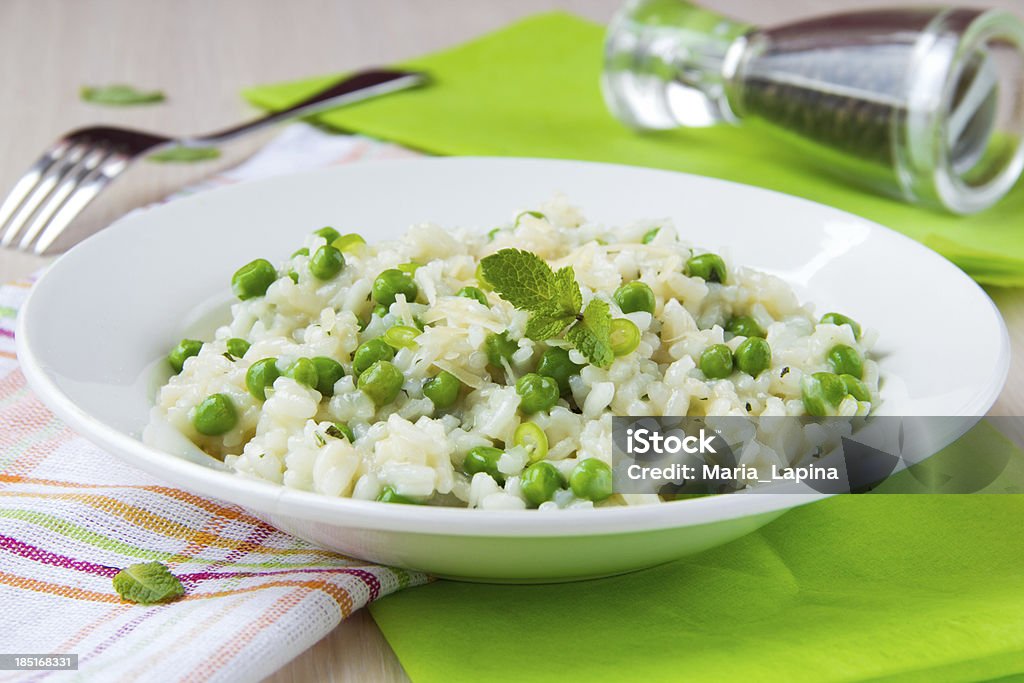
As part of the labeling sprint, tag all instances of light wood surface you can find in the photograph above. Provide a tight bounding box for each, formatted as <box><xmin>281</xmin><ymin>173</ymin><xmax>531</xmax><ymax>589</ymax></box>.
<box><xmin>1</xmin><ymin>1</ymin><xmax>1021</xmax><ymax>682</ymax></box>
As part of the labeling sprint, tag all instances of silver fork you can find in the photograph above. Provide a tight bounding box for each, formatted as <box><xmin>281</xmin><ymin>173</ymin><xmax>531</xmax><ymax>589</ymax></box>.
<box><xmin>0</xmin><ymin>69</ymin><xmax>426</xmax><ymax>254</ymax></box>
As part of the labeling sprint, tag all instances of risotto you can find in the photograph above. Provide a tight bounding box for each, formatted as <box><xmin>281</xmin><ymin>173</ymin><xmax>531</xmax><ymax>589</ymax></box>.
<box><xmin>152</xmin><ymin>197</ymin><xmax>878</xmax><ymax>509</ymax></box>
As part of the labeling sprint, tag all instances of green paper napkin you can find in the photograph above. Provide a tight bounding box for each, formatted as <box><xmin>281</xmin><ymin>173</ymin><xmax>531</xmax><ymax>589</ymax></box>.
<box><xmin>243</xmin><ymin>12</ymin><xmax>1024</xmax><ymax>286</ymax></box>
<box><xmin>368</xmin><ymin>422</ymin><xmax>1024</xmax><ymax>683</ymax></box>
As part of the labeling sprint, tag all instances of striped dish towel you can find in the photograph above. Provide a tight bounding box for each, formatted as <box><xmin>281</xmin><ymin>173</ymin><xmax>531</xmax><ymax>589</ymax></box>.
<box><xmin>0</xmin><ymin>126</ymin><xmax>427</xmax><ymax>682</ymax></box>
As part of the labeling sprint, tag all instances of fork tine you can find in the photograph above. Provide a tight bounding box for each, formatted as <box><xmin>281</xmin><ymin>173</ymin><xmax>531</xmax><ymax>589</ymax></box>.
<box><xmin>18</xmin><ymin>146</ymin><xmax>111</xmax><ymax>250</ymax></box>
<box><xmin>0</xmin><ymin>139</ymin><xmax>73</xmax><ymax>246</ymax></box>
<box><xmin>0</xmin><ymin>145</ymin><xmax>66</xmax><ymax>235</ymax></box>
<box><xmin>0</xmin><ymin>142</ymin><xmax>87</xmax><ymax>248</ymax></box>
<box><xmin>32</xmin><ymin>152</ymin><xmax>130</xmax><ymax>255</ymax></box>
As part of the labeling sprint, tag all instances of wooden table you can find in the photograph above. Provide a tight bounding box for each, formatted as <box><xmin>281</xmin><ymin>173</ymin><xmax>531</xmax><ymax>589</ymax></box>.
<box><xmin>1</xmin><ymin>1</ymin><xmax>1021</xmax><ymax>680</ymax></box>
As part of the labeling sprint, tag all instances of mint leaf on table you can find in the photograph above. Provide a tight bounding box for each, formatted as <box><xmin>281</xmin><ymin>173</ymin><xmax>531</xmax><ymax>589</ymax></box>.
<box><xmin>567</xmin><ymin>299</ymin><xmax>614</xmax><ymax>369</ymax></box>
<box><xmin>479</xmin><ymin>248</ymin><xmax>613</xmax><ymax>366</ymax></box>
<box><xmin>147</xmin><ymin>146</ymin><xmax>221</xmax><ymax>163</ymax></box>
<box><xmin>80</xmin><ymin>84</ymin><xmax>166</xmax><ymax>106</ymax></box>
<box><xmin>112</xmin><ymin>561</ymin><xmax>185</xmax><ymax>605</ymax></box>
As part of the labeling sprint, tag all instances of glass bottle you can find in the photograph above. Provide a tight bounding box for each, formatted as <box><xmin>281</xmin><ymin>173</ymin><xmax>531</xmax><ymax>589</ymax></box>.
<box><xmin>602</xmin><ymin>0</ymin><xmax>1024</xmax><ymax>213</ymax></box>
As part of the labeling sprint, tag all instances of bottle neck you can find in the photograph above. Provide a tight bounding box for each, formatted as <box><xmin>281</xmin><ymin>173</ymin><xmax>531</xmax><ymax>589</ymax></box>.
<box><xmin>602</xmin><ymin>0</ymin><xmax>751</xmax><ymax>129</ymax></box>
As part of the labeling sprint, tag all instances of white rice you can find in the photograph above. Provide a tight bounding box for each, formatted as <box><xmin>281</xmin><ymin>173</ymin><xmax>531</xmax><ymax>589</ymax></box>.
<box><xmin>151</xmin><ymin>196</ymin><xmax>879</xmax><ymax>508</ymax></box>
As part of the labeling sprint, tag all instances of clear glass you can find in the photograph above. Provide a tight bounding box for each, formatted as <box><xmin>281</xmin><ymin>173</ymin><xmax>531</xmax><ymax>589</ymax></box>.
<box><xmin>602</xmin><ymin>1</ymin><xmax>1024</xmax><ymax>214</ymax></box>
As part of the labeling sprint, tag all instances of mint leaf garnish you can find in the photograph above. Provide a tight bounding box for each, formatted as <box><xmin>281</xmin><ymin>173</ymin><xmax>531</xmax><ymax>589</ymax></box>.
<box><xmin>553</xmin><ymin>266</ymin><xmax>582</xmax><ymax>313</ymax></box>
<box><xmin>112</xmin><ymin>561</ymin><xmax>185</xmax><ymax>605</ymax></box>
<box><xmin>80</xmin><ymin>84</ymin><xmax>165</xmax><ymax>106</ymax></box>
<box><xmin>147</xmin><ymin>146</ymin><xmax>221</xmax><ymax>164</ymax></box>
<box><xmin>525</xmin><ymin>308</ymin><xmax>576</xmax><ymax>340</ymax></box>
<box><xmin>567</xmin><ymin>299</ymin><xmax>614</xmax><ymax>369</ymax></box>
<box><xmin>479</xmin><ymin>249</ymin><xmax>613</xmax><ymax>367</ymax></box>
<box><xmin>480</xmin><ymin>249</ymin><xmax>558</xmax><ymax>310</ymax></box>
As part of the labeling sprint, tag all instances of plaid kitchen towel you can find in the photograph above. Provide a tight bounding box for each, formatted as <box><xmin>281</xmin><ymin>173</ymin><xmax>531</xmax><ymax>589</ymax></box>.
<box><xmin>0</xmin><ymin>125</ymin><xmax>426</xmax><ymax>682</ymax></box>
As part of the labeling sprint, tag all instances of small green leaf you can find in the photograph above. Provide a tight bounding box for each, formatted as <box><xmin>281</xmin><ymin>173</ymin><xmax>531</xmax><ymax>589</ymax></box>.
<box><xmin>147</xmin><ymin>146</ymin><xmax>221</xmax><ymax>164</ymax></box>
<box><xmin>112</xmin><ymin>561</ymin><xmax>185</xmax><ymax>605</ymax></box>
<box><xmin>553</xmin><ymin>266</ymin><xmax>582</xmax><ymax>312</ymax></box>
<box><xmin>480</xmin><ymin>249</ymin><xmax>557</xmax><ymax>310</ymax></box>
<box><xmin>567</xmin><ymin>299</ymin><xmax>614</xmax><ymax>368</ymax></box>
<box><xmin>525</xmin><ymin>311</ymin><xmax>576</xmax><ymax>341</ymax></box>
<box><xmin>80</xmin><ymin>84</ymin><xmax>165</xmax><ymax>106</ymax></box>
<box><xmin>514</xmin><ymin>210</ymin><xmax>545</xmax><ymax>226</ymax></box>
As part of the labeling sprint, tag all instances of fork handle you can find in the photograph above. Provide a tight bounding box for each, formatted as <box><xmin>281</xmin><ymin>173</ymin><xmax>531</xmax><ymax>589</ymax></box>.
<box><xmin>184</xmin><ymin>69</ymin><xmax>427</xmax><ymax>146</ymax></box>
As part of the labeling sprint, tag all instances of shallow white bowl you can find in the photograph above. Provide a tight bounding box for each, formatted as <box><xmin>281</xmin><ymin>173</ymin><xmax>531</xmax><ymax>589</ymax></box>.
<box><xmin>17</xmin><ymin>158</ymin><xmax>1009</xmax><ymax>581</ymax></box>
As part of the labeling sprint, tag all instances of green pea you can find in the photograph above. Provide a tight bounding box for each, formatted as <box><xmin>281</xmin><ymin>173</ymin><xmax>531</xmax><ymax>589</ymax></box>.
<box><xmin>308</xmin><ymin>245</ymin><xmax>345</xmax><ymax>280</ymax></box>
<box><xmin>245</xmin><ymin>357</ymin><xmax>280</xmax><ymax>400</ymax></box>
<box><xmin>311</xmin><ymin>357</ymin><xmax>345</xmax><ymax>396</ymax></box>
<box><xmin>372</xmin><ymin>268</ymin><xmax>418</xmax><ymax>307</ymax></box>
<box><xmin>521</xmin><ymin>462</ymin><xmax>562</xmax><ymax>507</ymax></box>
<box><xmin>357</xmin><ymin>360</ymin><xmax>404</xmax><ymax>405</ymax></box>
<box><xmin>225</xmin><ymin>338</ymin><xmax>250</xmax><ymax>358</ymax></box>
<box><xmin>641</xmin><ymin>227</ymin><xmax>660</xmax><ymax>244</ymax></box>
<box><xmin>569</xmin><ymin>459</ymin><xmax>613</xmax><ymax>502</ymax></box>
<box><xmin>383</xmin><ymin>325</ymin><xmax>420</xmax><ymax>350</ymax></box>
<box><xmin>462</xmin><ymin>446</ymin><xmax>505</xmax><ymax>484</ymax></box>
<box><xmin>515</xmin><ymin>373</ymin><xmax>560</xmax><ymax>414</ymax></box>
<box><xmin>291</xmin><ymin>247</ymin><xmax>309</xmax><ymax>258</ymax></box>
<box><xmin>537</xmin><ymin>347</ymin><xmax>582</xmax><ymax>395</ymax></box>
<box><xmin>686</xmin><ymin>253</ymin><xmax>727</xmax><ymax>284</ymax></box>
<box><xmin>609</xmin><ymin>319</ymin><xmax>641</xmax><ymax>357</ymax></box>
<box><xmin>326</xmin><ymin>422</ymin><xmax>355</xmax><ymax>442</ymax></box>
<box><xmin>285</xmin><ymin>358</ymin><xmax>319</xmax><ymax>389</ymax></box>
<box><xmin>353</xmin><ymin>338</ymin><xmax>395</xmax><ymax>375</ymax></box>
<box><xmin>513</xmin><ymin>421</ymin><xmax>549</xmax><ymax>462</ymax></box>
<box><xmin>840</xmin><ymin>374</ymin><xmax>871</xmax><ymax>402</ymax></box>
<box><xmin>725</xmin><ymin>315</ymin><xmax>765</xmax><ymax>339</ymax></box>
<box><xmin>820</xmin><ymin>312</ymin><xmax>861</xmax><ymax>340</ymax></box>
<box><xmin>373</xmin><ymin>303</ymin><xmax>389</xmax><ymax>318</ymax></box>
<box><xmin>231</xmin><ymin>258</ymin><xmax>277</xmax><ymax>300</ymax></box>
<box><xmin>485</xmin><ymin>332</ymin><xmax>518</xmax><ymax>367</ymax></box>
<box><xmin>331</xmin><ymin>233</ymin><xmax>366</xmax><ymax>253</ymax></box>
<box><xmin>377</xmin><ymin>486</ymin><xmax>416</xmax><ymax>504</ymax></box>
<box><xmin>735</xmin><ymin>337</ymin><xmax>771</xmax><ymax>376</ymax></box>
<box><xmin>192</xmin><ymin>393</ymin><xmax>238</xmax><ymax>436</ymax></box>
<box><xmin>458</xmin><ymin>286</ymin><xmax>489</xmax><ymax>307</ymax></box>
<box><xmin>801</xmin><ymin>372</ymin><xmax>847</xmax><ymax>416</ymax></box>
<box><xmin>699</xmin><ymin>344</ymin><xmax>734</xmax><ymax>379</ymax></box>
<box><xmin>314</xmin><ymin>226</ymin><xmax>341</xmax><ymax>244</ymax></box>
<box><xmin>827</xmin><ymin>344</ymin><xmax>863</xmax><ymax>379</ymax></box>
<box><xmin>423</xmin><ymin>371</ymin><xmax>461</xmax><ymax>409</ymax></box>
<box><xmin>613</xmin><ymin>281</ymin><xmax>656</xmax><ymax>314</ymax></box>
<box><xmin>168</xmin><ymin>339</ymin><xmax>203</xmax><ymax>373</ymax></box>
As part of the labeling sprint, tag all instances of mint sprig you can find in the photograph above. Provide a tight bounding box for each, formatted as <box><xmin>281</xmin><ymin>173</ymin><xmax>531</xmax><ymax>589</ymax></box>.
<box><xmin>480</xmin><ymin>249</ymin><xmax>612</xmax><ymax>368</ymax></box>
<box><xmin>112</xmin><ymin>561</ymin><xmax>185</xmax><ymax>605</ymax></box>
<box><xmin>567</xmin><ymin>298</ymin><xmax>614</xmax><ymax>369</ymax></box>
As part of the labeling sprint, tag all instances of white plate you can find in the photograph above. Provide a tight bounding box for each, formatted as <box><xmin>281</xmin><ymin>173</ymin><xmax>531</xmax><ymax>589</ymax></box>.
<box><xmin>17</xmin><ymin>158</ymin><xmax>1009</xmax><ymax>581</ymax></box>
